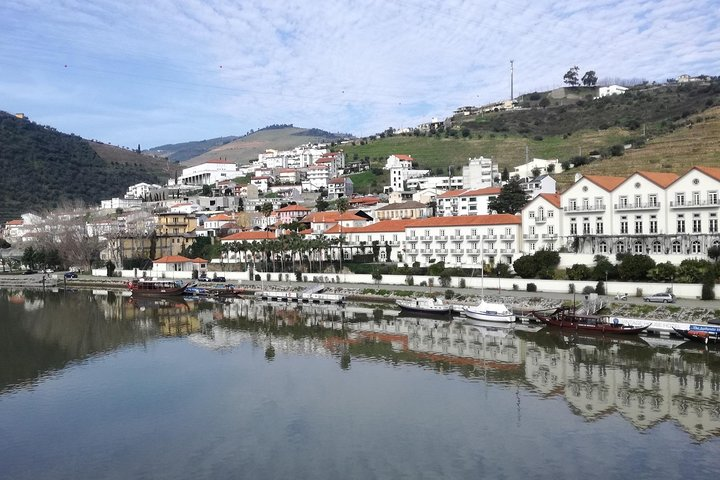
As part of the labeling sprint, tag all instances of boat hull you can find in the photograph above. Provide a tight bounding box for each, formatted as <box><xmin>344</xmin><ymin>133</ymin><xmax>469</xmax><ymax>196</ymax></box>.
<box><xmin>533</xmin><ymin>309</ymin><xmax>649</xmax><ymax>335</ymax></box>
<box><xmin>127</xmin><ymin>280</ymin><xmax>189</xmax><ymax>296</ymax></box>
<box><xmin>396</xmin><ymin>299</ymin><xmax>451</xmax><ymax>316</ymax></box>
<box><xmin>673</xmin><ymin>326</ymin><xmax>720</xmax><ymax>345</ymax></box>
<box><xmin>464</xmin><ymin>309</ymin><xmax>515</xmax><ymax>323</ymax></box>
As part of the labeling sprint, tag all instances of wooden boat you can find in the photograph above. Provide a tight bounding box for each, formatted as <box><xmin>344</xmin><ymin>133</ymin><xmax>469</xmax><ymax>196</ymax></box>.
<box><xmin>127</xmin><ymin>278</ymin><xmax>189</xmax><ymax>296</ymax></box>
<box><xmin>532</xmin><ymin>306</ymin><xmax>650</xmax><ymax>335</ymax></box>
<box><xmin>463</xmin><ymin>300</ymin><xmax>515</xmax><ymax>323</ymax></box>
<box><xmin>673</xmin><ymin>325</ymin><xmax>720</xmax><ymax>345</ymax></box>
<box><xmin>396</xmin><ymin>297</ymin><xmax>452</xmax><ymax>316</ymax></box>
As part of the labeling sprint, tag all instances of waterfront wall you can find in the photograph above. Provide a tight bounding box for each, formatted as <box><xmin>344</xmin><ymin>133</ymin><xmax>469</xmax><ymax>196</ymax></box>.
<box><xmin>95</xmin><ymin>268</ymin><xmax>712</xmax><ymax>299</ymax></box>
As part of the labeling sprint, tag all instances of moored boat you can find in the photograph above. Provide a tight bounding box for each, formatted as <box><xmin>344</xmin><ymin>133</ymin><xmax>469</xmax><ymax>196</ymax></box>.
<box><xmin>532</xmin><ymin>307</ymin><xmax>650</xmax><ymax>335</ymax></box>
<box><xmin>463</xmin><ymin>300</ymin><xmax>515</xmax><ymax>323</ymax></box>
<box><xmin>127</xmin><ymin>278</ymin><xmax>189</xmax><ymax>296</ymax></box>
<box><xmin>673</xmin><ymin>325</ymin><xmax>720</xmax><ymax>345</ymax></box>
<box><xmin>396</xmin><ymin>297</ymin><xmax>452</xmax><ymax>316</ymax></box>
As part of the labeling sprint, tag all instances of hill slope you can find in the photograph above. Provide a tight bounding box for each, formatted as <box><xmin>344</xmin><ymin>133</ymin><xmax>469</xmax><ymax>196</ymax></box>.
<box><xmin>182</xmin><ymin>126</ymin><xmax>347</xmax><ymax>166</ymax></box>
<box><xmin>0</xmin><ymin>112</ymin><xmax>170</xmax><ymax>224</ymax></box>
<box><xmin>145</xmin><ymin>136</ymin><xmax>240</xmax><ymax>163</ymax></box>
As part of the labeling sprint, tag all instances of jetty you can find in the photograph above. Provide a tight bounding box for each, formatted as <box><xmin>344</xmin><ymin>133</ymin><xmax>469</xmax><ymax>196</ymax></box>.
<box><xmin>254</xmin><ymin>284</ymin><xmax>344</xmax><ymax>304</ymax></box>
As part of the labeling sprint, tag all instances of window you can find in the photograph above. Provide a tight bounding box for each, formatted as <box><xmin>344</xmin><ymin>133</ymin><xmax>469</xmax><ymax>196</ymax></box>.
<box><xmin>594</xmin><ymin>197</ymin><xmax>604</xmax><ymax>209</ymax></box>
<box><xmin>455</xmin><ymin>229</ymin><xmax>461</xmax><ymax>237</ymax></box>
<box><xmin>676</xmin><ymin>193</ymin><xmax>685</xmax><ymax>206</ymax></box>
<box><xmin>471</xmin><ymin>229</ymin><xmax>477</xmax><ymax>236</ymax></box>
<box><xmin>424</xmin><ymin>230</ymin><xmax>430</xmax><ymax>236</ymax></box>
<box><xmin>548</xmin><ymin>210</ymin><xmax>554</xmax><ymax>218</ymax></box>
<box><xmin>569</xmin><ymin>199</ymin><xmax>577</xmax><ymax>211</ymax></box>
<box><xmin>710</xmin><ymin>216</ymin><xmax>718</xmax><ymax>233</ymax></box>
<box><xmin>530</xmin><ymin>242</ymin><xmax>536</xmax><ymax>251</ymax></box>
<box><xmin>692</xmin><ymin>216</ymin><xmax>701</xmax><ymax>233</ymax></box>
<box><xmin>505</xmin><ymin>228</ymin><xmax>512</xmax><ymax>235</ymax></box>
<box><xmin>596</xmin><ymin>218</ymin><xmax>604</xmax><ymax>234</ymax></box>
<box><xmin>635</xmin><ymin>216</ymin><xmax>643</xmax><ymax>234</ymax></box>
<box><xmin>620</xmin><ymin>216</ymin><xmax>628</xmax><ymax>234</ymax></box>
<box><xmin>582</xmin><ymin>198</ymin><xmax>589</xmax><ymax>210</ymax></box>
<box><xmin>672</xmin><ymin>240</ymin><xmax>682</xmax><ymax>253</ymax></box>
<box><xmin>583</xmin><ymin>218</ymin><xmax>590</xmax><ymax>234</ymax></box>
<box><xmin>471</xmin><ymin>242</ymin><xmax>478</xmax><ymax>249</ymax></box>
<box><xmin>538</xmin><ymin>206</ymin><xmax>544</xmax><ymax>220</ymax></box>
<box><xmin>570</xmin><ymin>221</ymin><xmax>577</xmax><ymax>235</ymax></box>
<box><xmin>616</xmin><ymin>242</ymin><xmax>626</xmax><ymax>253</ymax></box>
<box><xmin>529</xmin><ymin>226</ymin><xmax>535</xmax><ymax>235</ymax></box>
<box><xmin>439</xmin><ymin>229</ymin><xmax>445</xmax><ymax>236</ymax></box>
<box><xmin>488</xmin><ymin>228</ymin><xmax>494</xmax><ymax>235</ymax></box>
<box><xmin>599</xmin><ymin>242</ymin><xmax>608</xmax><ymax>253</ymax></box>
<box><xmin>677</xmin><ymin>216</ymin><xmax>685</xmax><ymax>233</ymax></box>
<box><xmin>634</xmin><ymin>195</ymin><xmax>642</xmax><ymax>207</ymax></box>
<box><xmin>619</xmin><ymin>196</ymin><xmax>628</xmax><ymax>208</ymax></box>
<box><xmin>471</xmin><ymin>255</ymin><xmax>478</xmax><ymax>263</ymax></box>
<box><xmin>692</xmin><ymin>241</ymin><xmax>702</xmax><ymax>254</ymax></box>
<box><xmin>634</xmin><ymin>241</ymin><xmax>644</xmax><ymax>253</ymax></box>
<box><xmin>710</xmin><ymin>192</ymin><xmax>718</xmax><ymax>205</ymax></box>
<box><xmin>652</xmin><ymin>241</ymin><xmax>662</xmax><ymax>254</ymax></box>
<box><xmin>649</xmin><ymin>194</ymin><xmax>657</xmax><ymax>207</ymax></box>
<box><xmin>692</xmin><ymin>192</ymin><xmax>700</xmax><ymax>206</ymax></box>
<box><xmin>548</xmin><ymin>225</ymin><xmax>554</xmax><ymax>235</ymax></box>
<box><xmin>650</xmin><ymin>216</ymin><xmax>658</xmax><ymax>234</ymax></box>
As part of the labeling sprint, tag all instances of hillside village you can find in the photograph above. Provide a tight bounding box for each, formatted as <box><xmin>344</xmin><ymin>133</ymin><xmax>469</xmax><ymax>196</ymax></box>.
<box><xmin>2</xmin><ymin>75</ymin><xmax>720</xmax><ymax>287</ymax></box>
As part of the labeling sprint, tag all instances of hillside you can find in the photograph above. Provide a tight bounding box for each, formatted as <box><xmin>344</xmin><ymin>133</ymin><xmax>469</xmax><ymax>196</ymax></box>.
<box><xmin>0</xmin><ymin>112</ymin><xmax>170</xmax><ymax>224</ymax></box>
<box><xmin>145</xmin><ymin>136</ymin><xmax>241</xmax><ymax>163</ymax></box>
<box><xmin>182</xmin><ymin>125</ymin><xmax>347</xmax><ymax>166</ymax></box>
<box><xmin>341</xmin><ymin>80</ymin><xmax>720</xmax><ymax>194</ymax></box>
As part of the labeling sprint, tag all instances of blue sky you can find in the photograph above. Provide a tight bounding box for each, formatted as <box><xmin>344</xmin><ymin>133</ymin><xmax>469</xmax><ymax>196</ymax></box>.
<box><xmin>1</xmin><ymin>0</ymin><xmax>718</xmax><ymax>149</ymax></box>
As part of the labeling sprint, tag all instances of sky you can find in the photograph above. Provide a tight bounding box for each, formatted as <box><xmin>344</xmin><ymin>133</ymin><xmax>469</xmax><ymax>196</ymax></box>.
<box><xmin>1</xmin><ymin>0</ymin><xmax>719</xmax><ymax>149</ymax></box>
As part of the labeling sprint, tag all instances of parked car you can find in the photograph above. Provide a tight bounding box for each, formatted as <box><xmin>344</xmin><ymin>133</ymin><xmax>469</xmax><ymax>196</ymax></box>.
<box><xmin>643</xmin><ymin>292</ymin><xmax>675</xmax><ymax>303</ymax></box>
<box><xmin>211</xmin><ymin>276</ymin><xmax>226</xmax><ymax>283</ymax></box>
<box><xmin>198</xmin><ymin>276</ymin><xmax>211</xmax><ymax>282</ymax></box>
<box><xmin>23</xmin><ymin>269</ymin><xmax>38</xmax><ymax>275</ymax></box>
<box><xmin>64</xmin><ymin>272</ymin><xmax>78</xmax><ymax>279</ymax></box>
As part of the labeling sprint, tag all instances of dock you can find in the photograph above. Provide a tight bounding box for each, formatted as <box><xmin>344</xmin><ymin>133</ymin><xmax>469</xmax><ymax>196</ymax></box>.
<box><xmin>254</xmin><ymin>284</ymin><xmax>345</xmax><ymax>304</ymax></box>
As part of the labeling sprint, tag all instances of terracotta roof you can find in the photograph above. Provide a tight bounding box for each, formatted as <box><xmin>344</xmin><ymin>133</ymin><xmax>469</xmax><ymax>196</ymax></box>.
<box><xmin>298</xmin><ymin>228</ymin><xmax>313</xmax><ymax>235</ymax></box>
<box><xmin>316</xmin><ymin>158</ymin><xmax>334</xmax><ymax>163</ymax></box>
<box><xmin>207</xmin><ymin>214</ymin><xmax>233</xmax><ymax>221</ymax></box>
<box><xmin>350</xmin><ymin>196</ymin><xmax>380</xmax><ymax>205</ymax></box>
<box><xmin>277</xmin><ymin>204</ymin><xmax>310</xmax><ymax>212</ymax></box>
<box><xmin>538</xmin><ymin>193</ymin><xmax>561</xmax><ymax>208</ymax></box>
<box><xmin>220</xmin><ymin>222</ymin><xmax>239</xmax><ymax>229</ymax></box>
<box><xmin>406</xmin><ymin>214</ymin><xmax>521</xmax><ymax>228</ymax></box>
<box><xmin>337</xmin><ymin>210</ymin><xmax>367</xmax><ymax>221</ymax></box>
<box><xmin>6</xmin><ymin>219</ymin><xmax>23</xmax><ymax>225</ymax></box>
<box><xmin>392</xmin><ymin>154</ymin><xmax>413</xmax><ymax>161</ymax></box>
<box><xmin>376</xmin><ymin>200</ymin><xmax>427</xmax><ymax>211</ymax></box>
<box><xmin>307</xmin><ymin>165</ymin><xmax>329</xmax><ymax>170</ymax></box>
<box><xmin>582</xmin><ymin>175</ymin><xmax>626</xmax><ymax>191</ymax></box>
<box><xmin>252</xmin><ymin>176</ymin><xmax>272</xmax><ymax>180</ymax></box>
<box><xmin>153</xmin><ymin>255</ymin><xmax>195</xmax><ymax>263</ymax></box>
<box><xmin>328</xmin><ymin>177</ymin><xmax>348</xmax><ymax>184</ymax></box>
<box><xmin>302</xmin><ymin>210</ymin><xmax>360</xmax><ymax>223</ymax></box>
<box><xmin>325</xmin><ymin>219</ymin><xmax>416</xmax><ymax>234</ymax></box>
<box><xmin>221</xmin><ymin>231</ymin><xmax>277</xmax><ymax>241</ymax></box>
<box><xmin>438</xmin><ymin>186</ymin><xmax>501</xmax><ymax>199</ymax></box>
<box><xmin>635</xmin><ymin>171</ymin><xmax>679</xmax><ymax>188</ymax></box>
<box><xmin>693</xmin><ymin>166</ymin><xmax>720</xmax><ymax>182</ymax></box>
<box><xmin>279</xmin><ymin>168</ymin><xmax>298</xmax><ymax>173</ymax></box>
<box><xmin>192</xmin><ymin>257</ymin><xmax>208</xmax><ymax>263</ymax></box>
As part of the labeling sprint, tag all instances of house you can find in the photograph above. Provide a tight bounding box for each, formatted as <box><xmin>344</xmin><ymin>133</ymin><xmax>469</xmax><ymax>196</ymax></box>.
<box><xmin>383</xmin><ymin>154</ymin><xmax>414</xmax><ymax>170</ymax></box>
<box><xmin>520</xmin><ymin>193</ymin><xmax>562</xmax><ymax>253</ymax></box>
<box><xmin>177</xmin><ymin>160</ymin><xmax>239</xmax><ymax>186</ymax></box>
<box><xmin>250</xmin><ymin>176</ymin><xmax>273</xmax><ymax>193</ymax></box>
<box><xmin>462</xmin><ymin>156</ymin><xmax>499</xmax><ymax>189</ymax></box>
<box><xmin>276</xmin><ymin>204</ymin><xmax>311</xmax><ymax>225</ymax></box>
<box><xmin>436</xmin><ymin>186</ymin><xmax>501</xmax><ymax>217</ymax></box>
<box><xmin>278</xmin><ymin>168</ymin><xmax>301</xmax><ymax>184</ymax></box>
<box><xmin>597</xmin><ymin>84</ymin><xmax>628</xmax><ymax>97</ymax></box>
<box><xmin>327</xmin><ymin>177</ymin><xmax>353</xmax><ymax>199</ymax></box>
<box><xmin>151</xmin><ymin>255</ymin><xmax>208</xmax><ymax>274</ymax></box>
<box><xmin>389</xmin><ymin>166</ymin><xmax>430</xmax><ymax>192</ymax></box>
<box><xmin>304</xmin><ymin>165</ymin><xmax>331</xmax><ymax>191</ymax></box>
<box><xmin>521</xmin><ymin>174</ymin><xmax>557</xmax><ymax>198</ymax></box>
<box><xmin>324</xmin><ymin>219</ymin><xmax>415</xmax><ymax>262</ymax></box>
<box><xmin>375</xmin><ymin>201</ymin><xmax>431</xmax><ymax>221</ymax></box>
<box><xmin>512</xmin><ymin>158</ymin><xmax>562</xmax><ymax>180</ymax></box>
<box><xmin>302</xmin><ymin>210</ymin><xmax>373</xmax><ymax>234</ymax></box>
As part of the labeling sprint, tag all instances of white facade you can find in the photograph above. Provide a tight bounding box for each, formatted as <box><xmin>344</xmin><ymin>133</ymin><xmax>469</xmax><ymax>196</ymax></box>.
<box><xmin>178</xmin><ymin>161</ymin><xmax>239</xmax><ymax>186</ymax></box>
<box><xmin>436</xmin><ymin>187</ymin><xmax>501</xmax><ymax>217</ymax></box>
<box><xmin>462</xmin><ymin>156</ymin><xmax>499</xmax><ymax>189</ymax></box>
<box><xmin>100</xmin><ymin>197</ymin><xmax>143</xmax><ymax>210</ymax></box>
<box><xmin>327</xmin><ymin>177</ymin><xmax>353</xmax><ymax>199</ymax></box>
<box><xmin>126</xmin><ymin>182</ymin><xmax>162</xmax><ymax>199</ymax></box>
<box><xmin>597</xmin><ymin>85</ymin><xmax>629</xmax><ymax>97</ymax></box>
<box><xmin>305</xmin><ymin>165</ymin><xmax>331</xmax><ymax>190</ymax></box>
<box><xmin>405</xmin><ymin>175</ymin><xmax>463</xmax><ymax>191</ymax></box>
<box><xmin>384</xmin><ymin>154</ymin><xmax>414</xmax><ymax>170</ymax></box>
<box><xmin>512</xmin><ymin>158</ymin><xmax>563</xmax><ymax>180</ymax></box>
<box><xmin>390</xmin><ymin>167</ymin><xmax>430</xmax><ymax>192</ymax></box>
<box><xmin>520</xmin><ymin>194</ymin><xmax>562</xmax><ymax>254</ymax></box>
<box><xmin>521</xmin><ymin>175</ymin><xmax>557</xmax><ymax>199</ymax></box>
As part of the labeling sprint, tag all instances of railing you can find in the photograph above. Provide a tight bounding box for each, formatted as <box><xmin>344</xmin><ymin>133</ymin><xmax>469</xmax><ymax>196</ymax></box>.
<box><xmin>500</xmin><ymin>249</ymin><xmax>515</xmax><ymax>254</ymax></box>
<box><xmin>465</xmin><ymin>234</ymin><xmax>482</xmax><ymax>240</ymax></box>
<box><xmin>670</xmin><ymin>200</ymin><xmax>720</xmax><ymax>208</ymax></box>
<box><xmin>523</xmin><ymin>234</ymin><xmax>538</xmax><ymax>239</ymax></box>
<box><xmin>534</xmin><ymin>217</ymin><xmax>547</xmax><ymax>224</ymax></box>
<box><xmin>614</xmin><ymin>202</ymin><xmax>661</xmax><ymax>211</ymax></box>
<box><xmin>541</xmin><ymin>233</ymin><xmax>558</xmax><ymax>239</ymax></box>
<box><xmin>500</xmin><ymin>234</ymin><xmax>515</xmax><ymax>240</ymax></box>
<box><xmin>563</xmin><ymin>205</ymin><xmax>606</xmax><ymax>213</ymax></box>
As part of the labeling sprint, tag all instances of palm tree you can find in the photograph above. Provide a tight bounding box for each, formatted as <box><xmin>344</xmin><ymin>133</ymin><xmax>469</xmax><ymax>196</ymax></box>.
<box><xmin>336</xmin><ymin>197</ymin><xmax>349</xmax><ymax>272</ymax></box>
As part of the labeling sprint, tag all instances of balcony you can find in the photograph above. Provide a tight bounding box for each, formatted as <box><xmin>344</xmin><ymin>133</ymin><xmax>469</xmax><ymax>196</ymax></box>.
<box><xmin>420</xmin><ymin>249</ymin><xmax>433</xmax><ymax>254</ymax></box>
<box><xmin>669</xmin><ymin>200</ymin><xmax>720</xmax><ymax>209</ymax></box>
<box><xmin>500</xmin><ymin>249</ymin><xmax>515</xmax><ymax>254</ymax></box>
<box><xmin>419</xmin><ymin>235</ymin><xmax>433</xmax><ymax>241</ymax></box>
<box><xmin>614</xmin><ymin>202</ymin><xmax>661</xmax><ymax>211</ymax></box>
<box><xmin>563</xmin><ymin>204</ymin><xmax>606</xmax><ymax>213</ymax></box>
<box><xmin>485</xmin><ymin>249</ymin><xmax>498</xmax><ymax>254</ymax></box>
<box><xmin>449</xmin><ymin>235</ymin><xmax>463</xmax><ymax>241</ymax></box>
<box><xmin>534</xmin><ymin>217</ymin><xmax>547</xmax><ymax>224</ymax></box>
<box><xmin>541</xmin><ymin>233</ymin><xmax>558</xmax><ymax>239</ymax></box>
<box><xmin>483</xmin><ymin>235</ymin><xmax>497</xmax><ymax>240</ymax></box>
<box><xmin>465</xmin><ymin>234</ymin><xmax>482</xmax><ymax>241</ymax></box>
<box><xmin>523</xmin><ymin>234</ymin><xmax>538</xmax><ymax>240</ymax></box>
<box><xmin>500</xmin><ymin>234</ymin><xmax>515</xmax><ymax>240</ymax></box>
<box><xmin>436</xmin><ymin>235</ymin><xmax>448</xmax><ymax>241</ymax></box>
<box><xmin>466</xmin><ymin>248</ymin><xmax>482</xmax><ymax>255</ymax></box>
<box><xmin>435</xmin><ymin>249</ymin><xmax>449</xmax><ymax>254</ymax></box>
<box><xmin>407</xmin><ymin>249</ymin><xmax>419</xmax><ymax>254</ymax></box>
<box><xmin>407</xmin><ymin>237</ymin><xmax>418</xmax><ymax>243</ymax></box>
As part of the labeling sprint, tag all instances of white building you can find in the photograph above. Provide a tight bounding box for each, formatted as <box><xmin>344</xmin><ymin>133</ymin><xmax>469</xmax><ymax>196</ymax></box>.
<box><xmin>250</xmin><ymin>176</ymin><xmax>273</xmax><ymax>193</ymax></box>
<box><xmin>512</xmin><ymin>158</ymin><xmax>563</xmax><ymax>180</ymax></box>
<box><xmin>462</xmin><ymin>156</ymin><xmax>499</xmax><ymax>189</ymax></box>
<box><xmin>384</xmin><ymin>154</ymin><xmax>414</xmax><ymax>170</ymax></box>
<box><xmin>520</xmin><ymin>193</ymin><xmax>562</xmax><ymax>253</ymax></box>
<box><xmin>597</xmin><ymin>84</ymin><xmax>628</xmax><ymax>97</ymax></box>
<box><xmin>390</xmin><ymin>167</ymin><xmax>430</xmax><ymax>192</ymax></box>
<box><xmin>100</xmin><ymin>197</ymin><xmax>143</xmax><ymax>210</ymax></box>
<box><xmin>304</xmin><ymin>165</ymin><xmax>331</xmax><ymax>191</ymax></box>
<box><xmin>327</xmin><ymin>177</ymin><xmax>354</xmax><ymax>199</ymax></box>
<box><xmin>178</xmin><ymin>160</ymin><xmax>239</xmax><ymax>186</ymax></box>
<box><xmin>436</xmin><ymin>187</ymin><xmax>501</xmax><ymax>217</ymax></box>
<box><xmin>521</xmin><ymin>174</ymin><xmax>557</xmax><ymax>199</ymax></box>
<box><xmin>126</xmin><ymin>182</ymin><xmax>163</xmax><ymax>199</ymax></box>
<box><xmin>405</xmin><ymin>175</ymin><xmax>463</xmax><ymax>191</ymax></box>
<box><xmin>403</xmin><ymin>214</ymin><xmax>522</xmax><ymax>267</ymax></box>
<box><xmin>278</xmin><ymin>168</ymin><xmax>301</xmax><ymax>184</ymax></box>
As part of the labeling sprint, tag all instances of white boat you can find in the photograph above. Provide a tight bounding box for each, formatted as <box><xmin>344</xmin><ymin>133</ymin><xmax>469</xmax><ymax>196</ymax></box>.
<box><xmin>463</xmin><ymin>300</ymin><xmax>515</xmax><ymax>323</ymax></box>
<box><xmin>396</xmin><ymin>297</ymin><xmax>452</xmax><ymax>315</ymax></box>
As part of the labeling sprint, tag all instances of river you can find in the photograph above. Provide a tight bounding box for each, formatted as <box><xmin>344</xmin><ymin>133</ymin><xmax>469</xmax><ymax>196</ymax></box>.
<box><xmin>1</xmin><ymin>289</ymin><xmax>718</xmax><ymax>479</ymax></box>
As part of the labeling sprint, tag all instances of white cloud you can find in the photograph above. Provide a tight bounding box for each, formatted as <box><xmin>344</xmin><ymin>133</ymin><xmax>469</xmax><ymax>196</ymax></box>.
<box><xmin>0</xmin><ymin>0</ymin><xmax>718</xmax><ymax>147</ymax></box>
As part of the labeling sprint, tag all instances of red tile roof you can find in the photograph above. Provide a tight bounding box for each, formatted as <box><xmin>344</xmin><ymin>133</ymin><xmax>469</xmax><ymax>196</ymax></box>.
<box><xmin>538</xmin><ymin>193</ymin><xmax>561</xmax><ymax>208</ymax></box>
<box><xmin>6</xmin><ymin>219</ymin><xmax>23</xmax><ymax>225</ymax></box>
<box><xmin>302</xmin><ymin>210</ymin><xmax>360</xmax><ymax>223</ymax></box>
<box><xmin>153</xmin><ymin>255</ymin><xmax>195</xmax><ymax>263</ymax></box>
<box><xmin>325</xmin><ymin>219</ymin><xmax>416</xmax><ymax>234</ymax></box>
<box><xmin>328</xmin><ymin>177</ymin><xmax>347</xmax><ymax>184</ymax></box>
<box><xmin>635</xmin><ymin>171</ymin><xmax>679</xmax><ymax>188</ymax></box>
<box><xmin>406</xmin><ymin>214</ymin><xmax>521</xmax><ymax>227</ymax></box>
<box><xmin>207</xmin><ymin>214</ymin><xmax>233</xmax><ymax>221</ymax></box>
<box><xmin>392</xmin><ymin>154</ymin><xmax>413</xmax><ymax>161</ymax></box>
<box><xmin>222</xmin><ymin>231</ymin><xmax>277</xmax><ymax>241</ymax></box>
<box><xmin>316</xmin><ymin>158</ymin><xmax>334</xmax><ymax>163</ymax></box>
<box><xmin>693</xmin><ymin>165</ymin><xmax>720</xmax><ymax>182</ymax></box>
<box><xmin>438</xmin><ymin>186</ymin><xmax>501</xmax><ymax>198</ymax></box>
<box><xmin>583</xmin><ymin>175</ymin><xmax>626</xmax><ymax>191</ymax></box>
<box><xmin>277</xmin><ymin>204</ymin><xmax>310</xmax><ymax>212</ymax></box>
<box><xmin>279</xmin><ymin>168</ymin><xmax>298</xmax><ymax>173</ymax></box>
<box><xmin>350</xmin><ymin>196</ymin><xmax>380</xmax><ymax>205</ymax></box>
<box><xmin>192</xmin><ymin>257</ymin><xmax>209</xmax><ymax>263</ymax></box>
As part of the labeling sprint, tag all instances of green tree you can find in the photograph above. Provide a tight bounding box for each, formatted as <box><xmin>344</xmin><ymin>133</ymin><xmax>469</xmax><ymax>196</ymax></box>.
<box><xmin>371</xmin><ymin>269</ymin><xmax>383</xmax><ymax>285</ymax></box>
<box><xmin>566</xmin><ymin>263</ymin><xmax>591</xmax><ymax>280</ymax></box>
<box><xmin>22</xmin><ymin>246</ymin><xmax>36</xmax><ymax>269</ymax></box>
<box><xmin>581</xmin><ymin>70</ymin><xmax>598</xmax><ymax>86</ymax></box>
<box><xmin>201</xmin><ymin>184</ymin><xmax>212</xmax><ymax>196</ymax></box>
<box><xmin>501</xmin><ymin>167</ymin><xmax>509</xmax><ymax>182</ymax></box>
<box><xmin>315</xmin><ymin>198</ymin><xmax>329</xmax><ymax>212</ymax></box>
<box><xmin>591</xmin><ymin>255</ymin><xmax>615</xmax><ymax>281</ymax></box>
<box><xmin>648</xmin><ymin>261</ymin><xmax>677</xmax><ymax>282</ymax></box>
<box><xmin>563</xmin><ymin>66</ymin><xmax>580</xmax><ymax>86</ymax></box>
<box><xmin>708</xmin><ymin>245</ymin><xmax>720</xmax><ymax>263</ymax></box>
<box><xmin>488</xmin><ymin>178</ymin><xmax>528</xmax><ymax>214</ymax></box>
<box><xmin>439</xmin><ymin>270</ymin><xmax>452</xmax><ymax>288</ymax></box>
<box><xmin>618</xmin><ymin>254</ymin><xmax>656</xmax><ymax>281</ymax></box>
<box><xmin>336</xmin><ymin>197</ymin><xmax>349</xmax><ymax>272</ymax></box>
<box><xmin>512</xmin><ymin>255</ymin><xmax>536</xmax><ymax>279</ymax></box>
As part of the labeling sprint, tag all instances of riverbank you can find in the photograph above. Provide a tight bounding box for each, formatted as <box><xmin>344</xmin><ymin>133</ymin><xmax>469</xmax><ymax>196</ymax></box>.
<box><xmin>3</xmin><ymin>272</ymin><xmax>718</xmax><ymax>325</ymax></box>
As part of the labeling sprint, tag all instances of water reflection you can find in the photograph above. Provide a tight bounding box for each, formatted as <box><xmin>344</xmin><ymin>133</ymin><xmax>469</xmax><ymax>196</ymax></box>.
<box><xmin>2</xmin><ymin>290</ymin><xmax>720</xmax><ymax>442</ymax></box>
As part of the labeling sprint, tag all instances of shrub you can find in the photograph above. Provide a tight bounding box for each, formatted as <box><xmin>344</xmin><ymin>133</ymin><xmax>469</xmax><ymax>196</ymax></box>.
<box><xmin>582</xmin><ymin>286</ymin><xmax>595</xmax><ymax>295</ymax></box>
<box><xmin>445</xmin><ymin>289</ymin><xmax>455</xmax><ymax>300</ymax></box>
<box><xmin>459</xmin><ymin>278</ymin><xmax>466</xmax><ymax>289</ymax></box>
<box><xmin>419</xmin><ymin>281</ymin><xmax>427</xmax><ymax>287</ymax></box>
<box><xmin>568</xmin><ymin>283</ymin><xmax>575</xmax><ymax>294</ymax></box>
<box><xmin>513</xmin><ymin>284</ymin><xmax>519</xmax><ymax>291</ymax></box>
<box><xmin>527</xmin><ymin>283</ymin><xmax>537</xmax><ymax>292</ymax></box>
<box><xmin>254</xmin><ymin>274</ymin><xmax>261</xmax><ymax>281</ymax></box>
<box><xmin>595</xmin><ymin>280</ymin><xmax>606</xmax><ymax>296</ymax></box>
<box><xmin>405</xmin><ymin>275</ymin><xmax>414</xmax><ymax>286</ymax></box>
<box><xmin>566</xmin><ymin>264</ymin><xmax>591</xmax><ymax>280</ymax></box>
<box><xmin>295</xmin><ymin>271</ymin><xmax>302</xmax><ymax>282</ymax></box>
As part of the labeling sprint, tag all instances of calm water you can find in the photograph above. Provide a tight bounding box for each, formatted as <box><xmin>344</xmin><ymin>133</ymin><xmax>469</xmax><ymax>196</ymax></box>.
<box><xmin>1</xmin><ymin>290</ymin><xmax>719</xmax><ymax>480</ymax></box>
